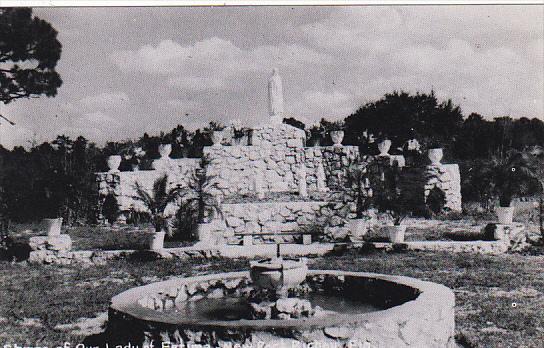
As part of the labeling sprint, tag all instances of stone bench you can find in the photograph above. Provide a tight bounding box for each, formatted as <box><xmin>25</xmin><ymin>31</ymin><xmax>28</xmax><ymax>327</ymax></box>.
<box><xmin>234</xmin><ymin>232</ymin><xmax>312</xmax><ymax>246</ymax></box>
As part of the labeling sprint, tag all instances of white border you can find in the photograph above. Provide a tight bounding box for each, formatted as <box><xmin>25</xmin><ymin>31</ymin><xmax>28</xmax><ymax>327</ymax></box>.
<box><xmin>2</xmin><ymin>0</ymin><xmax>543</xmax><ymax>7</ymax></box>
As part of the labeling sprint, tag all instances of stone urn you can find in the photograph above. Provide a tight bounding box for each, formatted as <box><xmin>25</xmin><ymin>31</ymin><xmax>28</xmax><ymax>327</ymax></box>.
<box><xmin>347</xmin><ymin>218</ymin><xmax>372</xmax><ymax>242</ymax></box>
<box><xmin>428</xmin><ymin>148</ymin><xmax>443</xmax><ymax>165</ymax></box>
<box><xmin>378</xmin><ymin>139</ymin><xmax>392</xmax><ymax>156</ymax></box>
<box><xmin>158</xmin><ymin>144</ymin><xmax>172</xmax><ymax>159</ymax></box>
<box><xmin>250</xmin><ymin>257</ymin><xmax>308</xmax><ymax>298</ymax></box>
<box><xmin>330</xmin><ymin>130</ymin><xmax>344</xmax><ymax>147</ymax></box>
<box><xmin>107</xmin><ymin>155</ymin><xmax>122</xmax><ymax>172</ymax></box>
<box><xmin>196</xmin><ymin>222</ymin><xmax>217</xmax><ymax>245</ymax></box>
<box><xmin>149</xmin><ymin>231</ymin><xmax>165</xmax><ymax>250</ymax></box>
<box><xmin>211</xmin><ymin>131</ymin><xmax>224</xmax><ymax>147</ymax></box>
<box><xmin>495</xmin><ymin>206</ymin><xmax>515</xmax><ymax>225</ymax></box>
<box><xmin>385</xmin><ymin>225</ymin><xmax>406</xmax><ymax>243</ymax></box>
<box><xmin>43</xmin><ymin>218</ymin><xmax>63</xmax><ymax>237</ymax></box>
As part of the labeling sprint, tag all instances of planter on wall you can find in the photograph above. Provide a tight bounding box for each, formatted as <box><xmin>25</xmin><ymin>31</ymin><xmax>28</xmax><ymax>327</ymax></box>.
<box><xmin>385</xmin><ymin>225</ymin><xmax>406</xmax><ymax>243</ymax></box>
<box><xmin>44</xmin><ymin>218</ymin><xmax>63</xmax><ymax>237</ymax></box>
<box><xmin>211</xmin><ymin>131</ymin><xmax>225</xmax><ymax>147</ymax></box>
<box><xmin>158</xmin><ymin>144</ymin><xmax>172</xmax><ymax>159</ymax></box>
<box><xmin>377</xmin><ymin>139</ymin><xmax>392</xmax><ymax>156</ymax></box>
<box><xmin>149</xmin><ymin>231</ymin><xmax>166</xmax><ymax>250</ymax></box>
<box><xmin>330</xmin><ymin>131</ymin><xmax>344</xmax><ymax>147</ymax></box>
<box><xmin>495</xmin><ymin>206</ymin><xmax>515</xmax><ymax>225</ymax></box>
<box><xmin>107</xmin><ymin>155</ymin><xmax>122</xmax><ymax>172</ymax></box>
<box><xmin>428</xmin><ymin>148</ymin><xmax>443</xmax><ymax>165</ymax></box>
<box><xmin>197</xmin><ymin>222</ymin><xmax>217</xmax><ymax>245</ymax></box>
<box><xmin>347</xmin><ymin>219</ymin><xmax>371</xmax><ymax>241</ymax></box>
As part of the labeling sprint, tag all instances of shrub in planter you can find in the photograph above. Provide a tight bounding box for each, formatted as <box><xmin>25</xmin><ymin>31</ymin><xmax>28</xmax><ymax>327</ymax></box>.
<box><xmin>133</xmin><ymin>175</ymin><xmax>183</xmax><ymax>250</ymax></box>
<box><xmin>102</xmin><ymin>194</ymin><xmax>120</xmax><ymax>225</ymax></box>
<box><xmin>372</xmin><ymin>164</ymin><xmax>418</xmax><ymax>243</ymax></box>
<box><xmin>177</xmin><ymin>157</ymin><xmax>223</xmax><ymax>244</ymax></box>
<box><xmin>484</xmin><ymin>150</ymin><xmax>538</xmax><ymax>224</ymax></box>
<box><xmin>341</xmin><ymin>156</ymin><xmax>375</xmax><ymax>241</ymax></box>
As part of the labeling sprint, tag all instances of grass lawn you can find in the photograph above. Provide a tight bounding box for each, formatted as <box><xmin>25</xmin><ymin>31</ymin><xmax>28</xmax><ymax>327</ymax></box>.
<box><xmin>0</xmin><ymin>247</ymin><xmax>543</xmax><ymax>347</ymax></box>
<box><xmin>8</xmin><ymin>224</ymin><xmax>195</xmax><ymax>251</ymax></box>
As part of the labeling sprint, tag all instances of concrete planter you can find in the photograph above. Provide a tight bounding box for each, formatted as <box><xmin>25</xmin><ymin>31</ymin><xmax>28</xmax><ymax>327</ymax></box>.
<box><xmin>347</xmin><ymin>218</ymin><xmax>371</xmax><ymax>241</ymax></box>
<box><xmin>211</xmin><ymin>131</ymin><xmax>224</xmax><ymax>147</ymax></box>
<box><xmin>496</xmin><ymin>206</ymin><xmax>515</xmax><ymax>225</ymax></box>
<box><xmin>158</xmin><ymin>144</ymin><xmax>172</xmax><ymax>159</ymax></box>
<box><xmin>428</xmin><ymin>148</ymin><xmax>443</xmax><ymax>165</ymax></box>
<box><xmin>378</xmin><ymin>139</ymin><xmax>392</xmax><ymax>156</ymax></box>
<box><xmin>330</xmin><ymin>131</ymin><xmax>344</xmax><ymax>147</ymax></box>
<box><xmin>197</xmin><ymin>222</ymin><xmax>216</xmax><ymax>245</ymax></box>
<box><xmin>385</xmin><ymin>225</ymin><xmax>406</xmax><ymax>243</ymax></box>
<box><xmin>107</xmin><ymin>155</ymin><xmax>122</xmax><ymax>172</ymax></box>
<box><xmin>43</xmin><ymin>218</ymin><xmax>63</xmax><ymax>237</ymax></box>
<box><xmin>149</xmin><ymin>231</ymin><xmax>165</xmax><ymax>250</ymax></box>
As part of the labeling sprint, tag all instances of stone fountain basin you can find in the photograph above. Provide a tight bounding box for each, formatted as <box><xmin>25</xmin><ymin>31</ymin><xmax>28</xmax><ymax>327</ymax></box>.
<box><xmin>250</xmin><ymin>257</ymin><xmax>308</xmax><ymax>294</ymax></box>
<box><xmin>108</xmin><ymin>270</ymin><xmax>455</xmax><ymax>347</ymax></box>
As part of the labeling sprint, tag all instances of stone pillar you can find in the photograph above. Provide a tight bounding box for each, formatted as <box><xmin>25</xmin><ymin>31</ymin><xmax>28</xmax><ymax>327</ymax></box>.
<box><xmin>424</xmin><ymin>164</ymin><xmax>462</xmax><ymax>212</ymax></box>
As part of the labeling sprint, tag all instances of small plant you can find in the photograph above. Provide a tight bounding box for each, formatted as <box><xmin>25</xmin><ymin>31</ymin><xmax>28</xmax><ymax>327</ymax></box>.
<box><xmin>344</xmin><ymin>156</ymin><xmax>375</xmax><ymax>219</ymax></box>
<box><xmin>329</xmin><ymin>120</ymin><xmax>345</xmax><ymax>131</ymax></box>
<box><xmin>426</xmin><ymin>187</ymin><xmax>446</xmax><ymax>216</ymax></box>
<box><xmin>132</xmin><ymin>175</ymin><xmax>183</xmax><ymax>232</ymax></box>
<box><xmin>102</xmin><ymin>194</ymin><xmax>120</xmax><ymax>225</ymax></box>
<box><xmin>485</xmin><ymin>150</ymin><xmax>537</xmax><ymax>207</ymax></box>
<box><xmin>372</xmin><ymin>164</ymin><xmax>415</xmax><ymax>225</ymax></box>
<box><xmin>178</xmin><ymin>157</ymin><xmax>222</xmax><ymax>224</ymax></box>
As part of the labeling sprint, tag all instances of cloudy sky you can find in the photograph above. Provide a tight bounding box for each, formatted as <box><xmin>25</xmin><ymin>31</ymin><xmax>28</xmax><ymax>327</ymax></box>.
<box><xmin>1</xmin><ymin>5</ymin><xmax>542</xmax><ymax>148</ymax></box>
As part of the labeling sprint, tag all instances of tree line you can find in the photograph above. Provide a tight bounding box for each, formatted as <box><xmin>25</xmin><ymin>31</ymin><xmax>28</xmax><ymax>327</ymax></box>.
<box><xmin>0</xmin><ymin>90</ymin><xmax>542</xmax><ymax>224</ymax></box>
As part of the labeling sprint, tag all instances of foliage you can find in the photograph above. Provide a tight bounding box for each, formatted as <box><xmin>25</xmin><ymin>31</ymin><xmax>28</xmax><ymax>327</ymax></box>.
<box><xmin>372</xmin><ymin>163</ymin><xmax>417</xmax><ymax>225</ymax></box>
<box><xmin>132</xmin><ymin>175</ymin><xmax>183</xmax><ymax>232</ymax></box>
<box><xmin>282</xmin><ymin>117</ymin><xmax>305</xmax><ymax>130</ymax></box>
<box><xmin>177</xmin><ymin>157</ymin><xmax>222</xmax><ymax>224</ymax></box>
<box><xmin>0</xmin><ymin>135</ymin><xmax>100</xmax><ymax>223</ymax></box>
<box><xmin>0</xmin><ymin>8</ymin><xmax>62</xmax><ymax>104</ymax></box>
<box><xmin>101</xmin><ymin>194</ymin><xmax>119</xmax><ymax>225</ymax></box>
<box><xmin>479</xmin><ymin>150</ymin><xmax>538</xmax><ymax>207</ymax></box>
<box><xmin>426</xmin><ymin>187</ymin><xmax>446</xmax><ymax>216</ymax></box>
<box><xmin>344</xmin><ymin>91</ymin><xmax>463</xmax><ymax>150</ymax></box>
<box><xmin>343</xmin><ymin>156</ymin><xmax>375</xmax><ymax>218</ymax></box>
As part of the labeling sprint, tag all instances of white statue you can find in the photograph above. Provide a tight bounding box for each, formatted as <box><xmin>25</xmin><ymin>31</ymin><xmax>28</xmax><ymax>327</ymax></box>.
<box><xmin>268</xmin><ymin>68</ymin><xmax>284</xmax><ymax>125</ymax></box>
<box><xmin>316</xmin><ymin>161</ymin><xmax>328</xmax><ymax>192</ymax></box>
<box><xmin>298</xmin><ymin>165</ymin><xmax>308</xmax><ymax>198</ymax></box>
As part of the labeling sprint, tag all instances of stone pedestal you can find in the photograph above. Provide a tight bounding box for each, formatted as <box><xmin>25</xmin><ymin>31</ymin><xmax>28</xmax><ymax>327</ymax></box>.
<box><xmin>424</xmin><ymin>164</ymin><xmax>462</xmax><ymax>212</ymax></box>
<box><xmin>29</xmin><ymin>234</ymin><xmax>72</xmax><ymax>252</ymax></box>
<box><xmin>483</xmin><ymin>223</ymin><xmax>528</xmax><ymax>251</ymax></box>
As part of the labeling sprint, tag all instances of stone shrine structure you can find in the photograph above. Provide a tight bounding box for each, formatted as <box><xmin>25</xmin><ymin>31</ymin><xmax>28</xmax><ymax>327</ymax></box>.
<box><xmin>96</xmin><ymin>69</ymin><xmax>463</xmax><ymax>244</ymax></box>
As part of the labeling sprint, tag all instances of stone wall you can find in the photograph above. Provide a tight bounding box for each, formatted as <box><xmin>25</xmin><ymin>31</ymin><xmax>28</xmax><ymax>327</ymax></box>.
<box><xmin>205</xmin><ymin>125</ymin><xmax>359</xmax><ymax>197</ymax></box>
<box><xmin>424</xmin><ymin>164</ymin><xmax>462</xmax><ymax>212</ymax></box>
<box><xmin>221</xmin><ymin>201</ymin><xmax>348</xmax><ymax>244</ymax></box>
<box><xmin>96</xmin><ymin>158</ymin><xmax>200</xmax><ymax>216</ymax></box>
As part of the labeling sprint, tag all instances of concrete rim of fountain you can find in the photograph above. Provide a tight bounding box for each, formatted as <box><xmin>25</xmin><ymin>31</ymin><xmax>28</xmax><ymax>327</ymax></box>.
<box><xmin>109</xmin><ymin>270</ymin><xmax>454</xmax><ymax>330</ymax></box>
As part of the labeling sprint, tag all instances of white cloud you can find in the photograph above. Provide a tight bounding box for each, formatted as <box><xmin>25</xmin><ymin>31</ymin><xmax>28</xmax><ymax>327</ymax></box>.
<box><xmin>168</xmin><ymin>77</ymin><xmax>226</xmax><ymax>91</ymax></box>
<box><xmin>0</xmin><ymin>124</ymin><xmax>29</xmax><ymax>149</ymax></box>
<box><xmin>110</xmin><ymin>38</ymin><xmax>332</xmax><ymax>93</ymax></box>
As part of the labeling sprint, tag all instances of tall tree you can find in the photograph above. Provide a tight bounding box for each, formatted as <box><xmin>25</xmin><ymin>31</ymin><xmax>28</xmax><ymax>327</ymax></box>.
<box><xmin>0</xmin><ymin>8</ymin><xmax>62</xmax><ymax>106</ymax></box>
<box><xmin>344</xmin><ymin>91</ymin><xmax>463</xmax><ymax>150</ymax></box>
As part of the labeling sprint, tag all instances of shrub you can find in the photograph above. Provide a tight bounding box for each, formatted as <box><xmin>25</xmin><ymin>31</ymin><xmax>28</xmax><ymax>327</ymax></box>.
<box><xmin>102</xmin><ymin>194</ymin><xmax>120</xmax><ymax>225</ymax></box>
<box><xmin>426</xmin><ymin>187</ymin><xmax>446</xmax><ymax>215</ymax></box>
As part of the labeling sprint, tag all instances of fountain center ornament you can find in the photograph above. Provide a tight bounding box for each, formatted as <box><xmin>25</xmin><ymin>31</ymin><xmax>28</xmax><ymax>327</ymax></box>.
<box><xmin>248</xmin><ymin>243</ymin><xmax>323</xmax><ymax>319</ymax></box>
<box><xmin>268</xmin><ymin>68</ymin><xmax>284</xmax><ymax>126</ymax></box>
